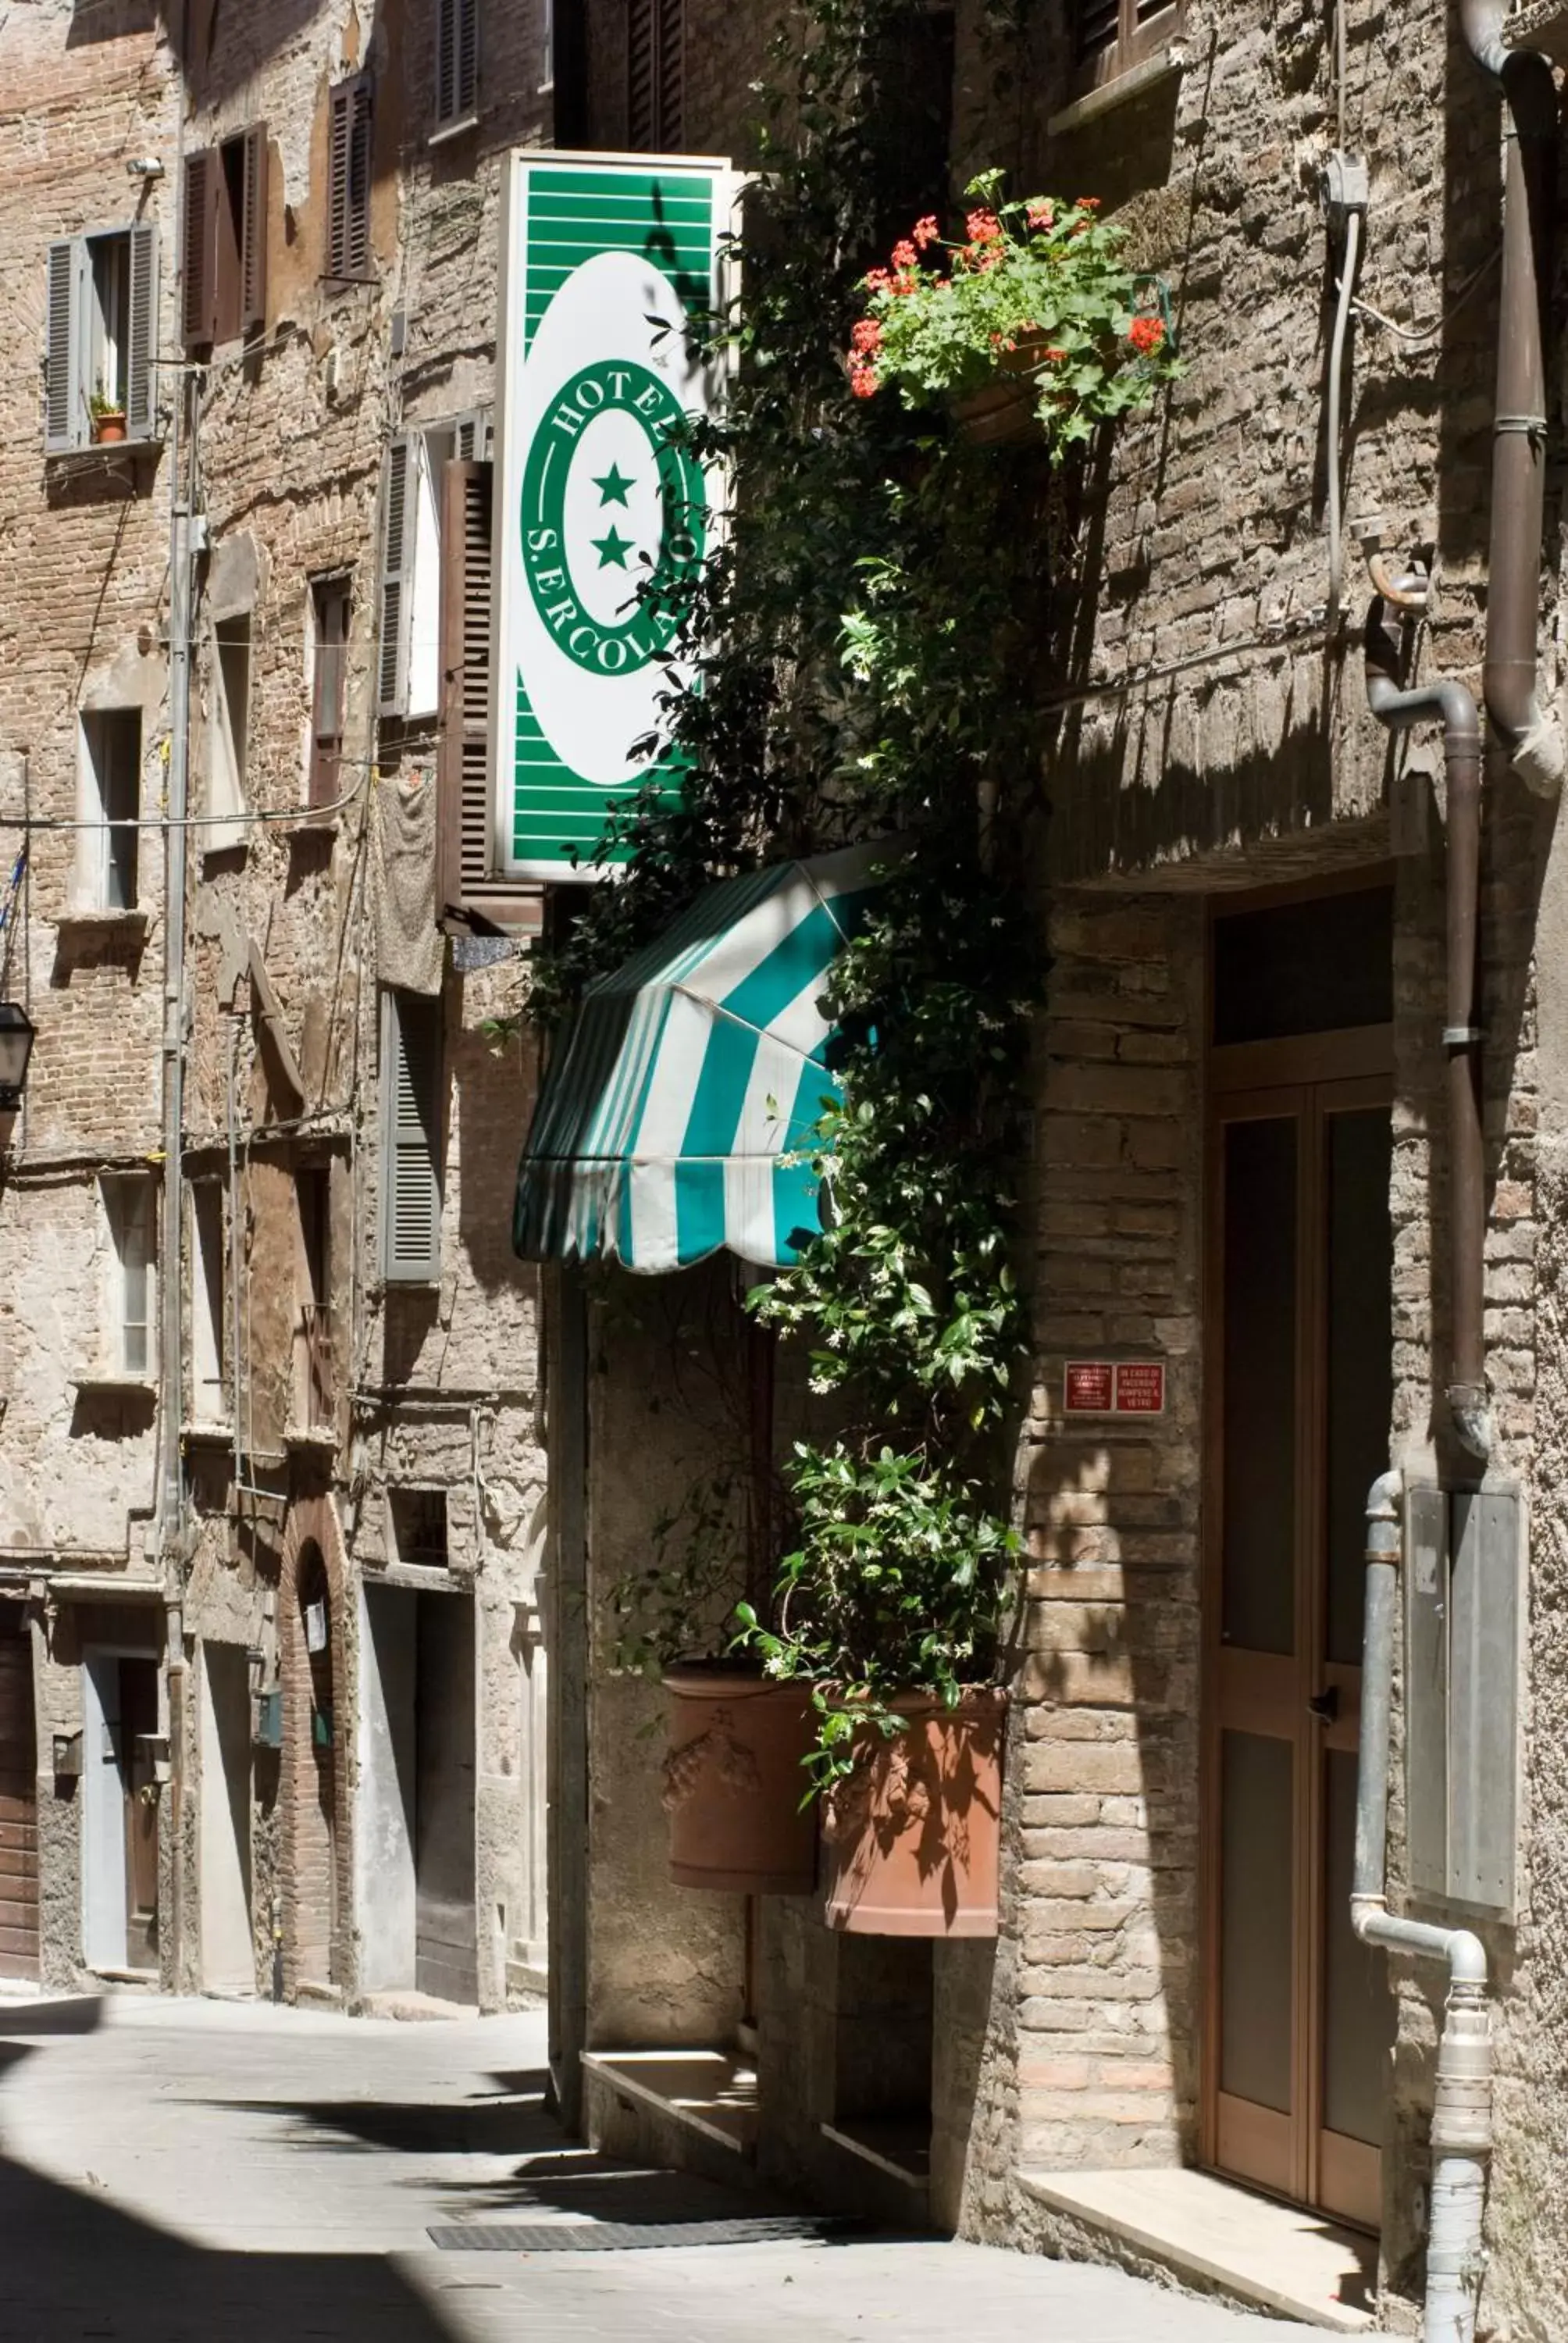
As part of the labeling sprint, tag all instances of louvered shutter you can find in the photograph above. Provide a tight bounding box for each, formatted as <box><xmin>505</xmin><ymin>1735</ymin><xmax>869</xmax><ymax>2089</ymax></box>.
<box><xmin>126</xmin><ymin>223</ymin><xmax>159</xmax><ymax>442</ymax></box>
<box><xmin>437</xmin><ymin>458</ymin><xmax>494</xmax><ymax>912</ymax></box>
<box><xmin>436</xmin><ymin>0</ymin><xmax>478</xmax><ymax>124</ymax></box>
<box><xmin>382</xmin><ymin>990</ymin><xmax>442</xmax><ymax>1283</ymax></box>
<box><xmin>457</xmin><ymin>0</ymin><xmax>479</xmax><ymax>119</ymax></box>
<box><xmin>182</xmin><ymin>150</ymin><xmax>219</xmax><ymax>347</ymax></box>
<box><xmin>45</xmin><ymin>237</ymin><xmax>87</xmax><ymax>453</ymax></box>
<box><xmin>241</xmin><ymin>123</ymin><xmax>269</xmax><ymax>332</ymax></box>
<box><xmin>311</xmin><ymin>582</ymin><xmax>348</xmax><ymax>806</ymax></box>
<box><xmin>627</xmin><ymin>0</ymin><xmax>655</xmax><ymax>148</ymax></box>
<box><xmin>328</xmin><ymin>78</ymin><xmax>372</xmax><ymax>278</ymax></box>
<box><xmin>379</xmin><ymin>435</ymin><xmax>414</xmax><ymax>716</ymax></box>
<box><xmin>656</xmin><ymin>0</ymin><xmax>683</xmax><ymax>148</ymax></box>
<box><xmin>454</xmin><ymin>407</ymin><xmax>491</xmax><ymax>462</ymax></box>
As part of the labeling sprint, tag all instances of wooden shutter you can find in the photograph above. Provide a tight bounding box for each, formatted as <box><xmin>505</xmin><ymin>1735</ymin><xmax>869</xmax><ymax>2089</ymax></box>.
<box><xmin>328</xmin><ymin>77</ymin><xmax>372</xmax><ymax>279</ymax></box>
<box><xmin>0</xmin><ymin>1629</ymin><xmax>38</xmax><ymax>1982</ymax></box>
<box><xmin>656</xmin><ymin>0</ymin><xmax>683</xmax><ymax>148</ymax></box>
<box><xmin>1072</xmin><ymin>0</ymin><xmax>1117</xmax><ymax>59</ymax></box>
<box><xmin>454</xmin><ymin>407</ymin><xmax>491</xmax><ymax>462</ymax></box>
<box><xmin>241</xmin><ymin>123</ymin><xmax>269</xmax><ymax>332</ymax></box>
<box><xmin>436</xmin><ymin>0</ymin><xmax>479</xmax><ymax>124</ymax></box>
<box><xmin>627</xmin><ymin>0</ymin><xmax>654</xmax><ymax>148</ymax></box>
<box><xmin>182</xmin><ymin>149</ymin><xmax>219</xmax><ymax>347</ymax></box>
<box><xmin>628</xmin><ymin>0</ymin><xmax>681</xmax><ymax>148</ymax></box>
<box><xmin>126</xmin><ymin>223</ymin><xmax>159</xmax><ymax>442</ymax></box>
<box><xmin>378</xmin><ymin>435</ymin><xmax>414</xmax><ymax>717</ymax></box>
<box><xmin>437</xmin><ymin>458</ymin><xmax>494</xmax><ymax>912</ymax></box>
<box><xmin>45</xmin><ymin>237</ymin><xmax>87</xmax><ymax>452</ymax></box>
<box><xmin>382</xmin><ymin>990</ymin><xmax>442</xmax><ymax>1283</ymax></box>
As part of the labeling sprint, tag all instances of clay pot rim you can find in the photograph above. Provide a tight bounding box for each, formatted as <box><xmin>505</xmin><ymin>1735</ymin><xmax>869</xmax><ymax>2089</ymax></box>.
<box><xmin>849</xmin><ymin>1685</ymin><xmax>1007</xmax><ymax>1721</ymax></box>
<box><xmin>663</xmin><ymin>1664</ymin><xmax>804</xmax><ymax>1699</ymax></box>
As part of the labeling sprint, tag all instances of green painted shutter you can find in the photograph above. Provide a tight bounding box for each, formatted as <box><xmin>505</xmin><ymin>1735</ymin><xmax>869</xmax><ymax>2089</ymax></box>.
<box><xmin>382</xmin><ymin>990</ymin><xmax>443</xmax><ymax>1283</ymax></box>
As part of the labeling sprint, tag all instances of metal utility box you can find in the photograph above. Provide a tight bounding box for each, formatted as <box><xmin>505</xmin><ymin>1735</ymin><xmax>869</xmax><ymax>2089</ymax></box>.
<box><xmin>1405</xmin><ymin>1484</ymin><xmax>1521</xmax><ymax>1917</ymax></box>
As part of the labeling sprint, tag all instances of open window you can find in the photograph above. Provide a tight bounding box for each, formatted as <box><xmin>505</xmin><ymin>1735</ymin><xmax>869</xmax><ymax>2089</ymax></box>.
<box><xmin>307</xmin><ymin>575</ymin><xmax>351</xmax><ymax>808</ymax></box>
<box><xmin>189</xmin><ymin>1182</ymin><xmax>227</xmax><ymax>1425</ymax></box>
<box><xmin>45</xmin><ymin>225</ymin><xmax>159</xmax><ymax>453</ymax></box>
<box><xmin>627</xmin><ymin>0</ymin><xmax>683</xmax><ymax>150</ymax></box>
<box><xmin>433</xmin><ymin>0</ymin><xmax>479</xmax><ymax>132</ymax></box>
<box><xmin>379</xmin><ymin>413</ymin><xmax>490</xmax><ymax>722</ymax></box>
<box><xmin>207</xmin><ymin>614</ymin><xmax>250</xmax><ymax>848</ymax></box>
<box><xmin>182</xmin><ymin>127</ymin><xmax>269</xmax><ymax>348</ymax></box>
<box><xmin>1068</xmin><ymin>0</ymin><xmax>1180</xmax><ymax>99</ymax></box>
<box><xmin>80</xmin><ymin>709</ymin><xmax>142</xmax><ymax>912</ymax></box>
<box><xmin>102</xmin><ymin>1177</ymin><xmax>156</xmax><ymax>1379</ymax></box>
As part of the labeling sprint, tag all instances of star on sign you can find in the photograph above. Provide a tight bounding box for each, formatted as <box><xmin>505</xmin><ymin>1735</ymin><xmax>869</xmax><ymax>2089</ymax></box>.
<box><xmin>593</xmin><ymin>462</ymin><xmax>635</xmax><ymax>508</ymax></box>
<box><xmin>592</xmin><ymin>525</ymin><xmax>633</xmax><ymax>569</ymax></box>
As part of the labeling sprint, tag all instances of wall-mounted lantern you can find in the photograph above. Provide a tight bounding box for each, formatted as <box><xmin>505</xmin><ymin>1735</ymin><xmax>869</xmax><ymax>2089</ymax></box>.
<box><xmin>0</xmin><ymin>1004</ymin><xmax>35</xmax><ymax>1111</ymax></box>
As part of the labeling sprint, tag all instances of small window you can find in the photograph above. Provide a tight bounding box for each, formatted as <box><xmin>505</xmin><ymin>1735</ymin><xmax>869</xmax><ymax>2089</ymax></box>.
<box><xmin>182</xmin><ymin>126</ymin><xmax>269</xmax><ymax>348</ymax></box>
<box><xmin>208</xmin><ymin>614</ymin><xmax>251</xmax><ymax>845</ymax></box>
<box><xmin>434</xmin><ymin>0</ymin><xmax>479</xmax><ymax>130</ymax></box>
<box><xmin>326</xmin><ymin>76</ymin><xmax>374</xmax><ymax>281</ymax></box>
<box><xmin>190</xmin><ymin>1182</ymin><xmax>226</xmax><ymax>1423</ymax></box>
<box><xmin>389</xmin><ymin>1485</ymin><xmax>449</xmax><ymax>1569</ymax></box>
<box><xmin>80</xmin><ymin>708</ymin><xmax>141</xmax><ymax>911</ymax></box>
<box><xmin>308</xmin><ymin>576</ymin><xmax>351</xmax><ymax>808</ymax></box>
<box><xmin>45</xmin><ymin>226</ymin><xmax>159</xmax><ymax>452</ymax></box>
<box><xmin>627</xmin><ymin>0</ymin><xmax>683</xmax><ymax>151</ymax></box>
<box><xmin>104</xmin><ymin>1178</ymin><xmax>156</xmax><ymax>1379</ymax></box>
<box><xmin>380</xmin><ymin>990</ymin><xmax>443</xmax><ymax>1284</ymax></box>
<box><xmin>1069</xmin><ymin>0</ymin><xmax>1180</xmax><ymax>95</ymax></box>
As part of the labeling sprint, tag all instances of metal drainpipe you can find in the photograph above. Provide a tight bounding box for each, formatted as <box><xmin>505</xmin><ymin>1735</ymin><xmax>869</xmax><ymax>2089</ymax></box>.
<box><xmin>1363</xmin><ymin>608</ymin><xmax>1491</xmax><ymax>1461</ymax></box>
<box><xmin>1353</xmin><ymin>1473</ymin><xmax>1493</xmax><ymax>2343</ymax></box>
<box><xmin>1459</xmin><ymin>0</ymin><xmax>1564</xmax><ymax>797</ymax></box>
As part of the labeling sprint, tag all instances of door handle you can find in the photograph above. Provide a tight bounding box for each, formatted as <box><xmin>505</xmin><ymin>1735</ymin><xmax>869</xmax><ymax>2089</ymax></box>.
<box><xmin>1307</xmin><ymin>1686</ymin><xmax>1340</xmax><ymax>1724</ymax></box>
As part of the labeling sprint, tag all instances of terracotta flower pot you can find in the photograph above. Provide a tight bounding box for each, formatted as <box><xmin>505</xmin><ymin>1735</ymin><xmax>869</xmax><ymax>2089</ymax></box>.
<box><xmin>947</xmin><ymin>334</ymin><xmax>1050</xmax><ymax>448</ymax></box>
<box><xmin>91</xmin><ymin>412</ymin><xmax>128</xmax><ymax>445</ymax></box>
<box><xmin>821</xmin><ymin>1689</ymin><xmax>1004</xmax><ymax>1937</ymax></box>
<box><xmin>661</xmin><ymin>1669</ymin><xmax>818</xmax><ymax>1895</ymax></box>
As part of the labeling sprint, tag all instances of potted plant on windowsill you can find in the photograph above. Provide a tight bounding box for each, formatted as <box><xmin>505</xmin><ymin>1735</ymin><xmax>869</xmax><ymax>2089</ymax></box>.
<box><xmin>846</xmin><ymin>173</ymin><xmax>1181</xmax><ymax>452</ymax></box>
<box><xmin>614</xmin><ymin>1467</ymin><xmax>819</xmax><ymax>1899</ymax></box>
<box><xmin>89</xmin><ymin>384</ymin><xmax>127</xmax><ymax>445</ymax></box>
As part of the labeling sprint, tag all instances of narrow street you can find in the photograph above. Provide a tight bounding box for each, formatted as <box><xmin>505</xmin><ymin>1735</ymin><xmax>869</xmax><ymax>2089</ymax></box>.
<box><xmin>0</xmin><ymin>1995</ymin><xmax>1310</xmax><ymax>2342</ymax></box>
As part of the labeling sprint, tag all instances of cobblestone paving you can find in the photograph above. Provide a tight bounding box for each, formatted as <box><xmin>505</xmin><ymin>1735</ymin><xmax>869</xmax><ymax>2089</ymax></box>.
<box><xmin>0</xmin><ymin>1995</ymin><xmax>1312</xmax><ymax>2341</ymax></box>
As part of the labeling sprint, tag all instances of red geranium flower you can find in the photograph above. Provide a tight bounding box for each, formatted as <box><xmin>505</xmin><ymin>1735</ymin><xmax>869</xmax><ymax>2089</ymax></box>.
<box><xmin>850</xmin><ymin>318</ymin><xmax>883</xmax><ymax>354</ymax></box>
<box><xmin>1026</xmin><ymin>201</ymin><xmax>1053</xmax><ymax>231</ymax></box>
<box><xmin>864</xmin><ymin>266</ymin><xmax>892</xmax><ymax>292</ymax></box>
<box><xmin>890</xmin><ymin>238</ymin><xmax>918</xmax><ymax>269</ymax></box>
<box><xmin>1074</xmin><ymin>195</ymin><xmax>1102</xmax><ymax>211</ymax></box>
<box><xmin>850</xmin><ymin>368</ymin><xmax>880</xmax><ymax>398</ymax></box>
<box><xmin>965</xmin><ymin>208</ymin><xmax>1002</xmax><ymax>244</ymax></box>
<box><xmin>1128</xmin><ymin>315</ymin><xmax>1166</xmax><ymax>355</ymax></box>
<box><xmin>912</xmin><ymin>214</ymin><xmax>941</xmax><ymax>248</ymax></box>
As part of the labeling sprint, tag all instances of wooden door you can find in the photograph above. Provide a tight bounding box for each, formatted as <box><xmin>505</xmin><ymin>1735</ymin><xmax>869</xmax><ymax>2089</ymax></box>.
<box><xmin>1206</xmin><ymin>1056</ymin><xmax>1396</xmax><ymax>2228</ymax></box>
<box><xmin>0</xmin><ymin>1625</ymin><xmax>38</xmax><ymax>1979</ymax></box>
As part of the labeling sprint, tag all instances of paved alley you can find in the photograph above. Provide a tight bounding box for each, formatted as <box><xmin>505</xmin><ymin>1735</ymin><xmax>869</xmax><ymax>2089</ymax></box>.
<box><xmin>0</xmin><ymin>1993</ymin><xmax>1315</xmax><ymax>2342</ymax></box>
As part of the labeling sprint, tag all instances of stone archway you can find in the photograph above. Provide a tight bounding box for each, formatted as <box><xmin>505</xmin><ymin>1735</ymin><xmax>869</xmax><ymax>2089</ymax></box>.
<box><xmin>278</xmin><ymin>1497</ymin><xmax>351</xmax><ymax>1999</ymax></box>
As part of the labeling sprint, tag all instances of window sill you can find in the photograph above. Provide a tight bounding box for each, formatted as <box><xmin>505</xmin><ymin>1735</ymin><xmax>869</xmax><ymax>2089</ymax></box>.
<box><xmin>71</xmin><ymin>1371</ymin><xmax>156</xmax><ymax>1396</ymax></box>
<box><xmin>45</xmin><ymin>436</ymin><xmax>162</xmax><ymax>475</ymax></box>
<box><xmin>182</xmin><ymin>1420</ymin><xmax>235</xmax><ymax>1445</ymax></box>
<box><xmin>56</xmin><ymin>908</ymin><xmax>151</xmax><ymax>940</ymax></box>
<box><xmin>283</xmin><ymin>1425</ymin><xmax>338</xmax><ymax>1453</ymax></box>
<box><xmin>427</xmin><ymin>112</ymin><xmax>479</xmax><ymax>147</ymax></box>
<box><xmin>1048</xmin><ymin>43</ymin><xmax>1185</xmax><ymax>135</ymax></box>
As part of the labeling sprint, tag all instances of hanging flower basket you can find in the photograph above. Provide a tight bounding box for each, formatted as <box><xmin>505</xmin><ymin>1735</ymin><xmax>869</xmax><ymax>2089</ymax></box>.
<box><xmin>846</xmin><ymin>173</ymin><xmax>1181</xmax><ymax>455</ymax></box>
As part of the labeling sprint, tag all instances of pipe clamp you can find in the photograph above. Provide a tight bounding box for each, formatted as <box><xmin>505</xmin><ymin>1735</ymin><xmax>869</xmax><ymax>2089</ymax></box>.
<box><xmin>1443</xmin><ymin>1025</ymin><xmax>1484</xmax><ymax>1047</ymax></box>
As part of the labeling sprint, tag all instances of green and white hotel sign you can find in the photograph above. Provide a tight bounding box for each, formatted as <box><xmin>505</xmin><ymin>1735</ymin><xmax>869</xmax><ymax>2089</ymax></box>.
<box><xmin>494</xmin><ymin>152</ymin><xmax>739</xmax><ymax>881</ymax></box>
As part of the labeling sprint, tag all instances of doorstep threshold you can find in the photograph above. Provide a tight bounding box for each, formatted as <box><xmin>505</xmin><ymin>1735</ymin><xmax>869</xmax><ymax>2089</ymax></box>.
<box><xmin>1016</xmin><ymin>2166</ymin><xmax>1376</xmax><ymax>2331</ymax></box>
<box><xmin>582</xmin><ymin>2049</ymin><xmax>759</xmax><ymax>2156</ymax></box>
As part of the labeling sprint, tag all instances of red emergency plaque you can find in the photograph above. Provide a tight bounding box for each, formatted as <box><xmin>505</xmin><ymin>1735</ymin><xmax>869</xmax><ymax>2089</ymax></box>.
<box><xmin>1064</xmin><ymin>1361</ymin><xmax>1114</xmax><ymax>1414</ymax></box>
<box><xmin>1114</xmin><ymin>1361</ymin><xmax>1166</xmax><ymax>1414</ymax></box>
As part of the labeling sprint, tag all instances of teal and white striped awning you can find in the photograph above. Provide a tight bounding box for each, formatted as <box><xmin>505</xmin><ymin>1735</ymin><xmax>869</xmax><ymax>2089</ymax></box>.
<box><xmin>513</xmin><ymin>843</ymin><xmax>886</xmax><ymax>1271</ymax></box>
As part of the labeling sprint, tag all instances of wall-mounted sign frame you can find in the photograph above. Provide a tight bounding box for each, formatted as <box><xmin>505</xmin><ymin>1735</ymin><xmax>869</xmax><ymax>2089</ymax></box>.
<box><xmin>491</xmin><ymin>149</ymin><xmax>742</xmax><ymax>883</ymax></box>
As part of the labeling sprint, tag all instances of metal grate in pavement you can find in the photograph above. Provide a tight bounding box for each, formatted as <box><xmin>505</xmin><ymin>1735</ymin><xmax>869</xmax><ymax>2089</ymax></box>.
<box><xmin>428</xmin><ymin>2216</ymin><xmax>856</xmax><ymax>2252</ymax></box>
